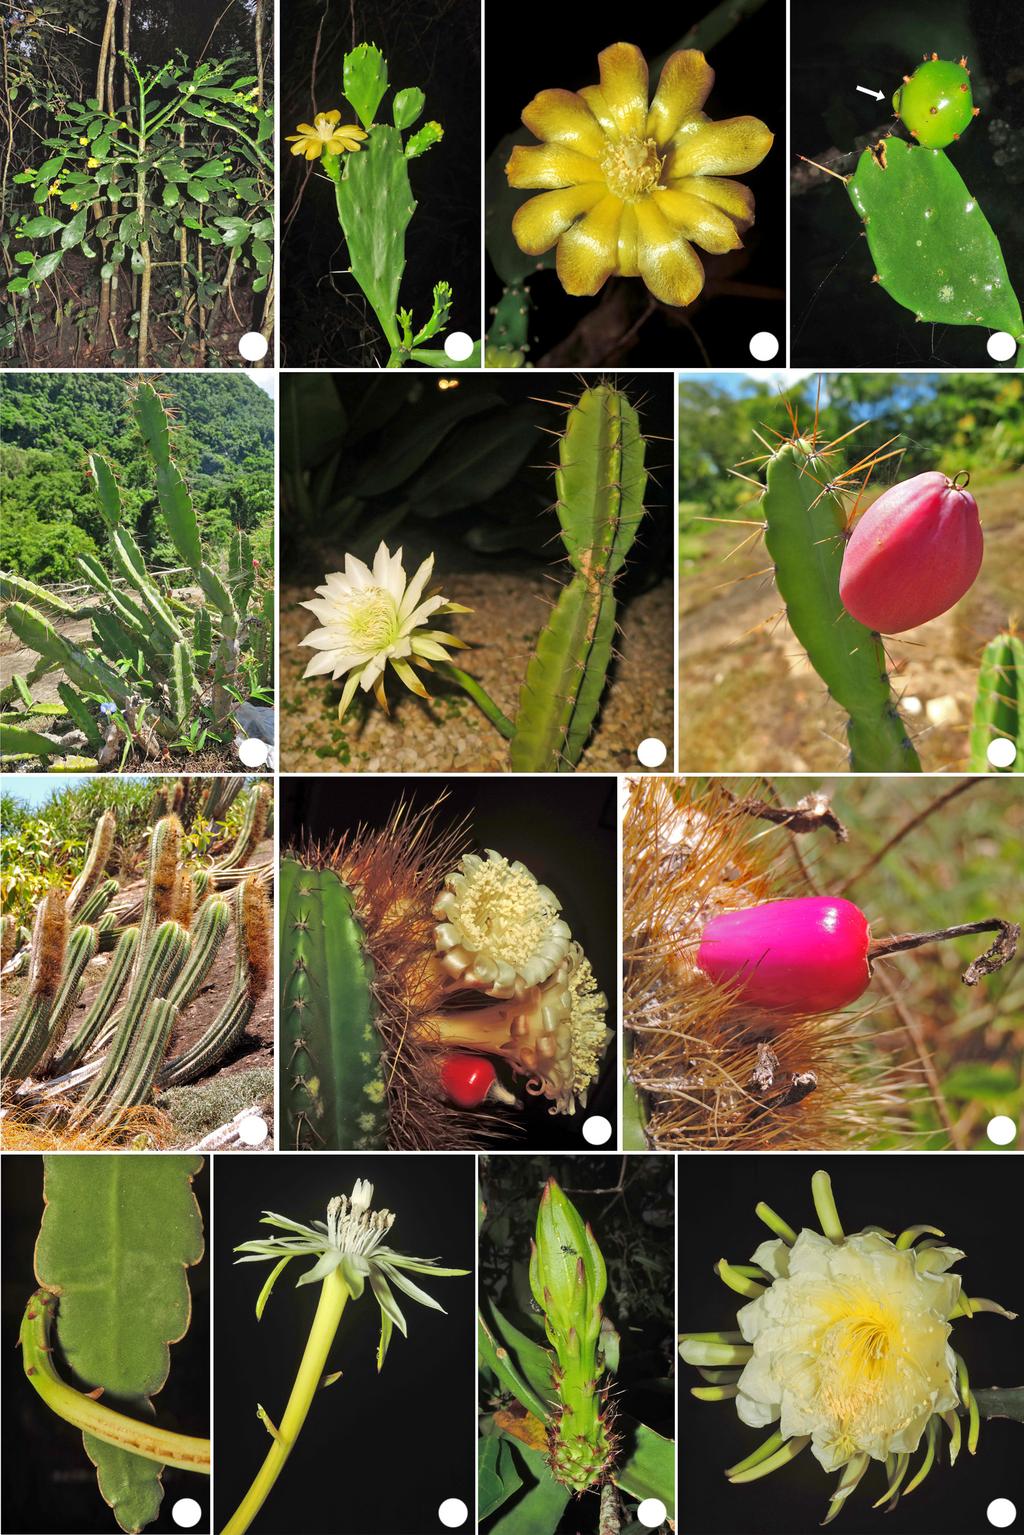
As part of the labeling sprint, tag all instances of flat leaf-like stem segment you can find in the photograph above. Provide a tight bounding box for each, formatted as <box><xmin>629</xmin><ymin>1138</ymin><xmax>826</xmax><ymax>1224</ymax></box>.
<box><xmin>762</xmin><ymin>440</ymin><xmax>921</xmax><ymax>771</ymax></box>
<box><xmin>279</xmin><ymin>858</ymin><xmax>386</xmax><ymax>1150</ymax></box>
<box><xmin>20</xmin><ymin>1291</ymin><xmax>210</xmax><ymax>1473</ymax></box>
<box><xmin>33</xmin><ymin>1155</ymin><xmax>205</xmax><ymax>1534</ymax></box>
<box><xmin>849</xmin><ymin>139</ymin><xmax>1023</xmax><ymax>343</ymax></box>
<box><xmin>331</xmin><ymin>126</ymin><xmax>414</xmax><ymax>350</ymax></box>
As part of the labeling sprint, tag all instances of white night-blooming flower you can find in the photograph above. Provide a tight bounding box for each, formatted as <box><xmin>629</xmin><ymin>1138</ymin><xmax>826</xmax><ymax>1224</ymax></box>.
<box><xmin>734</xmin><ymin>1228</ymin><xmax>960</xmax><ymax>1469</ymax></box>
<box><xmin>679</xmin><ymin>1171</ymin><xmax>1017</xmax><ymax>1524</ymax></box>
<box><xmin>299</xmin><ymin>542</ymin><xmax>470</xmax><ymax>721</ymax></box>
<box><xmin>433</xmin><ymin>849</ymin><xmax>573</xmax><ymax>999</ymax></box>
<box><xmin>233</xmin><ymin>1180</ymin><xmax>468</xmax><ymax>1370</ymax></box>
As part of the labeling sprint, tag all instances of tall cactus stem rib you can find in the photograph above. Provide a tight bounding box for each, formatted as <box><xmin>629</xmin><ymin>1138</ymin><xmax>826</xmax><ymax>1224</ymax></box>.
<box><xmin>67</xmin><ymin>811</ymin><xmax>116</xmax><ymax>918</ymax></box>
<box><xmin>35</xmin><ymin>923</ymin><xmax>100</xmax><ymax>1074</ymax></box>
<box><xmin>969</xmin><ymin>632</ymin><xmax>1023</xmax><ymax>772</ymax></box>
<box><xmin>0</xmin><ymin>892</ymin><xmax>68</xmax><ymax>1082</ymax></box>
<box><xmin>51</xmin><ymin>926</ymin><xmax>139</xmax><ymax>1075</ymax></box>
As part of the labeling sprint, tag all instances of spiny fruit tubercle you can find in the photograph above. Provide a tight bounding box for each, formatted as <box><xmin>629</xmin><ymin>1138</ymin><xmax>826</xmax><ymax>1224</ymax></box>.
<box><xmin>839</xmin><ymin>471</ymin><xmax>983</xmax><ymax>634</ymax></box>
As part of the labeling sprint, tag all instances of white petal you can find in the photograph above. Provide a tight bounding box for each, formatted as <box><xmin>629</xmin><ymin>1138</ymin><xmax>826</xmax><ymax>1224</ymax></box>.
<box><xmin>400</xmin><ymin>593</ymin><xmax>448</xmax><ymax>633</ymax></box>
<box><xmin>303</xmin><ymin>651</ymin><xmax>341</xmax><ymax>679</ymax></box>
<box><xmin>344</xmin><ymin>552</ymin><xmax>373</xmax><ymax>590</ymax></box>
<box><xmin>398</xmin><ymin>552</ymin><xmax>436</xmax><ymax>622</ymax></box>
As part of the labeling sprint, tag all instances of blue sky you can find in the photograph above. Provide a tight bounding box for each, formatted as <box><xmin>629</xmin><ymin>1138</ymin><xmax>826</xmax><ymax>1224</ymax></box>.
<box><xmin>1</xmin><ymin>775</ymin><xmax>93</xmax><ymax>811</ymax></box>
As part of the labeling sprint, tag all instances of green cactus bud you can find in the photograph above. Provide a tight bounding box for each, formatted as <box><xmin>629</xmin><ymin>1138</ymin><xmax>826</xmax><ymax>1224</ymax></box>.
<box><xmin>405</xmin><ymin>120</ymin><xmax>443</xmax><ymax>159</ymax></box>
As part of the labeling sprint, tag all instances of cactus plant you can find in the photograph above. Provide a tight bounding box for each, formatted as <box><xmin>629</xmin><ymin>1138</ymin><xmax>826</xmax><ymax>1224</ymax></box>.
<box><xmin>969</xmin><ymin>631</ymin><xmax>1023</xmax><ymax>773</ymax></box>
<box><xmin>530</xmin><ymin>1178</ymin><xmax>617</xmax><ymax>1492</ymax></box>
<box><xmin>0</xmin><ymin>382</ymin><xmax>274</xmax><ymax>765</ymax></box>
<box><xmin>1</xmin><ymin>790</ymin><xmax>273</xmax><ymax>1141</ymax></box>
<box><xmin>280</xmin><ymin>800</ymin><xmax>611</xmax><ymax>1150</ymax></box>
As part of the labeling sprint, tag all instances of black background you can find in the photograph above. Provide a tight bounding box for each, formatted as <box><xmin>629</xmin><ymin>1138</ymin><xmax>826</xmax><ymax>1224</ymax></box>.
<box><xmin>279</xmin><ymin>774</ymin><xmax>619</xmax><ymax>1148</ymax></box>
<box><xmin>212</xmin><ymin>1153</ymin><xmax>475</xmax><ymax>1535</ymax></box>
<box><xmin>484</xmin><ymin>0</ymin><xmax>786</xmax><ymax>365</ymax></box>
<box><xmin>1</xmin><ymin>1155</ymin><xmax>210</xmax><ymax>1535</ymax></box>
<box><xmin>790</xmin><ymin>0</ymin><xmax>1024</xmax><ymax>366</ymax></box>
<box><xmin>281</xmin><ymin>0</ymin><xmax>481</xmax><ymax>366</ymax></box>
<box><xmin>677</xmin><ymin>1154</ymin><xmax>1022</xmax><ymax>1535</ymax></box>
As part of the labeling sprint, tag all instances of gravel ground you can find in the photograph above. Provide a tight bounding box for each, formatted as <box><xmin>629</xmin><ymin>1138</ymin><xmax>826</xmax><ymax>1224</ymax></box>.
<box><xmin>279</xmin><ymin>568</ymin><xmax>675</xmax><ymax>773</ymax></box>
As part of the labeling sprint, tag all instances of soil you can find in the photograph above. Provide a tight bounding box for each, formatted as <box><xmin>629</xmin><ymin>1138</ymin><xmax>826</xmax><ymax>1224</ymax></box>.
<box><xmin>679</xmin><ymin>471</ymin><xmax>1024</xmax><ymax>772</ymax></box>
<box><xmin>0</xmin><ymin>838</ymin><xmax>274</xmax><ymax>1139</ymax></box>
<box><xmin>278</xmin><ymin>566</ymin><xmax>675</xmax><ymax>774</ymax></box>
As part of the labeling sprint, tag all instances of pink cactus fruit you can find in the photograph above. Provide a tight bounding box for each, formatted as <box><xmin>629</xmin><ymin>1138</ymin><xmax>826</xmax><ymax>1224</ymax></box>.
<box><xmin>697</xmin><ymin>895</ymin><xmax>872</xmax><ymax>1013</ymax></box>
<box><xmin>839</xmin><ymin>470</ymin><xmax>983</xmax><ymax>633</ymax></box>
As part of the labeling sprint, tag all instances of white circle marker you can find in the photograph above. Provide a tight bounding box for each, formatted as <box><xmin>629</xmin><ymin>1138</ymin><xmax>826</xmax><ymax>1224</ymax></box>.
<box><xmin>237</xmin><ymin>737</ymin><xmax>271</xmax><ymax>769</ymax></box>
<box><xmin>637</xmin><ymin>737</ymin><xmax>668</xmax><ymax>768</ymax></box>
<box><xmin>582</xmin><ymin>1115</ymin><xmax>612</xmax><ymax>1146</ymax></box>
<box><xmin>987</xmin><ymin>1115</ymin><xmax>1017</xmax><ymax>1147</ymax></box>
<box><xmin>172</xmin><ymin>1499</ymin><xmax>203</xmax><ymax>1529</ymax></box>
<box><xmin>438</xmin><ymin>1499</ymin><xmax>468</xmax><ymax>1528</ymax></box>
<box><xmin>443</xmin><ymin>331</ymin><xmax>474</xmax><ymax>362</ymax></box>
<box><xmin>988</xmin><ymin>1498</ymin><xmax>1017</xmax><ymax>1529</ymax></box>
<box><xmin>987</xmin><ymin>332</ymin><xmax>1017</xmax><ymax>363</ymax></box>
<box><xmin>637</xmin><ymin>1498</ymin><xmax>668</xmax><ymax>1528</ymax></box>
<box><xmin>239</xmin><ymin>331</ymin><xmax>269</xmax><ymax>362</ymax></box>
<box><xmin>749</xmin><ymin>331</ymin><xmax>780</xmax><ymax>362</ymax></box>
<box><xmin>239</xmin><ymin>1115</ymin><xmax>269</xmax><ymax>1147</ymax></box>
<box><xmin>987</xmin><ymin>738</ymin><xmax>1017</xmax><ymax>770</ymax></box>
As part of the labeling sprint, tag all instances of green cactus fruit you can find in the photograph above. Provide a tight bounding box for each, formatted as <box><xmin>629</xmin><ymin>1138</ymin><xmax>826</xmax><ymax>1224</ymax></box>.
<box><xmin>279</xmin><ymin>856</ymin><xmax>387</xmax><ymax>1150</ymax></box>
<box><xmin>530</xmin><ymin>1178</ymin><xmax>617</xmax><ymax>1493</ymax></box>
<box><xmin>848</xmin><ymin>138</ymin><xmax>1023</xmax><ymax>343</ymax></box>
<box><xmin>893</xmin><ymin>56</ymin><xmax>976</xmax><ymax>149</ymax></box>
<box><xmin>969</xmin><ymin>631</ymin><xmax>1023</xmax><ymax>773</ymax></box>
<box><xmin>511</xmin><ymin>383</ymin><xmax>647</xmax><ymax>770</ymax></box>
<box><xmin>760</xmin><ymin>437</ymin><xmax>921</xmax><ymax>772</ymax></box>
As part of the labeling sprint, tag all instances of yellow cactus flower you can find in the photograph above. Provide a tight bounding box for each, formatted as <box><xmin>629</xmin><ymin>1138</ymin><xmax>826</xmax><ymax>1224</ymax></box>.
<box><xmin>87</xmin><ymin>157</ymin><xmax>100</xmax><ymax>168</ymax></box>
<box><xmin>48</xmin><ymin>183</ymin><xmax>61</xmax><ymax>195</ymax></box>
<box><xmin>285</xmin><ymin>110</ymin><xmax>368</xmax><ymax>161</ymax></box>
<box><xmin>506</xmin><ymin>42</ymin><xmax>773</xmax><ymax>307</ymax></box>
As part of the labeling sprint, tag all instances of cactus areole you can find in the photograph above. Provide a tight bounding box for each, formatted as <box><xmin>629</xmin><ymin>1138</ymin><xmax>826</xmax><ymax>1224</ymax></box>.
<box><xmin>839</xmin><ymin>471</ymin><xmax>983</xmax><ymax>634</ymax></box>
<box><xmin>697</xmin><ymin>896</ymin><xmax>872</xmax><ymax>1014</ymax></box>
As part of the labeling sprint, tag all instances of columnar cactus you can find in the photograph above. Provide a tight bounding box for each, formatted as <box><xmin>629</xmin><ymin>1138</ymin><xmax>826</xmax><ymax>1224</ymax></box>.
<box><xmin>969</xmin><ymin>631</ymin><xmax>1022</xmax><ymax>773</ymax></box>
<box><xmin>0</xmin><ymin>382</ymin><xmax>272</xmax><ymax>758</ymax></box>
<box><xmin>530</xmin><ymin>1178</ymin><xmax>618</xmax><ymax>1492</ymax></box>
<box><xmin>1</xmin><ymin>793</ymin><xmax>273</xmax><ymax>1135</ymax></box>
<box><xmin>511</xmin><ymin>384</ymin><xmax>648</xmax><ymax>771</ymax></box>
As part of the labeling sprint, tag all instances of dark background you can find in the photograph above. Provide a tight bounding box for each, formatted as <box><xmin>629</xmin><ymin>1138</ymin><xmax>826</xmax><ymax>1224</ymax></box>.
<box><xmin>213</xmin><ymin>1153</ymin><xmax>475</xmax><ymax>1535</ymax></box>
<box><xmin>280</xmin><ymin>0</ymin><xmax>481</xmax><ymax>366</ymax></box>
<box><xmin>279</xmin><ymin>775</ymin><xmax>619</xmax><ymax>1148</ymax></box>
<box><xmin>677</xmin><ymin>1155</ymin><xmax>1023</xmax><ymax>1535</ymax></box>
<box><xmin>1</xmin><ymin>1155</ymin><xmax>210</xmax><ymax>1535</ymax></box>
<box><xmin>484</xmin><ymin>0</ymin><xmax>786</xmax><ymax>366</ymax></box>
<box><xmin>790</xmin><ymin>0</ymin><xmax>1024</xmax><ymax>366</ymax></box>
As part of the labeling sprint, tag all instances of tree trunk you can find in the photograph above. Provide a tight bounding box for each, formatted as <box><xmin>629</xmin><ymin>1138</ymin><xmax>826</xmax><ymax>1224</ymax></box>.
<box><xmin>92</xmin><ymin>0</ymin><xmax>118</xmax><ymax>348</ymax></box>
<box><xmin>136</xmin><ymin>155</ymin><xmax>151</xmax><ymax>366</ymax></box>
<box><xmin>255</xmin><ymin>0</ymin><xmax>265</xmax><ymax>107</ymax></box>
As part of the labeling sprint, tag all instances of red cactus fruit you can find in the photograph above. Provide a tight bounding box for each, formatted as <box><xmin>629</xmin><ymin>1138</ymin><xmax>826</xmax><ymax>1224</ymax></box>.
<box><xmin>697</xmin><ymin>895</ymin><xmax>872</xmax><ymax>1014</ymax></box>
<box><xmin>839</xmin><ymin>470</ymin><xmax>983</xmax><ymax>633</ymax></box>
<box><xmin>440</xmin><ymin>1054</ymin><xmax>517</xmax><ymax>1109</ymax></box>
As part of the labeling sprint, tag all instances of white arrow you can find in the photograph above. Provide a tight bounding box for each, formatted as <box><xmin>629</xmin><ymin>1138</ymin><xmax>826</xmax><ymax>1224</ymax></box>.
<box><xmin>856</xmin><ymin>86</ymin><xmax>885</xmax><ymax>101</ymax></box>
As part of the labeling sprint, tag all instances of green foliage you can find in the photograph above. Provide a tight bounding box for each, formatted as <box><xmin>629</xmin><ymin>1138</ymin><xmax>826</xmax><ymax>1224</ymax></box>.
<box><xmin>848</xmin><ymin>139</ymin><xmax>1023</xmax><ymax>341</ymax></box>
<box><xmin>310</xmin><ymin>43</ymin><xmax>473</xmax><ymax>368</ymax></box>
<box><xmin>155</xmin><ymin>1064</ymin><xmax>273</xmax><ymax>1140</ymax></box>
<box><xmin>34</xmin><ymin>1154</ymin><xmax>203</xmax><ymax>1534</ymax></box>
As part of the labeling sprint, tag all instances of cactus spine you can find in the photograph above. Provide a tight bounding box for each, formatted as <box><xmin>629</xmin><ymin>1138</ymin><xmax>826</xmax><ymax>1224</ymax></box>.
<box><xmin>510</xmin><ymin>384</ymin><xmax>647</xmax><ymax>771</ymax></box>
<box><xmin>0</xmin><ymin>381</ymin><xmax>272</xmax><ymax>757</ymax></box>
<box><xmin>530</xmin><ymin>1178</ymin><xmax>617</xmax><ymax>1492</ymax></box>
<box><xmin>969</xmin><ymin>632</ymin><xmax>1023</xmax><ymax>772</ymax></box>
<box><xmin>280</xmin><ymin>857</ymin><xmax>387</xmax><ymax>1150</ymax></box>
<box><xmin>760</xmin><ymin>438</ymin><xmax>921</xmax><ymax>772</ymax></box>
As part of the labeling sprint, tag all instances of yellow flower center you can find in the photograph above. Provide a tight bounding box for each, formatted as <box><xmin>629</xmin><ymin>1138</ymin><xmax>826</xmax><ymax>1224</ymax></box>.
<box><xmin>345</xmin><ymin>587</ymin><xmax>398</xmax><ymax>651</ymax></box>
<box><xmin>313</xmin><ymin>115</ymin><xmax>342</xmax><ymax>143</ymax></box>
<box><xmin>600</xmin><ymin>135</ymin><xmax>664</xmax><ymax>203</ymax></box>
<box><xmin>817</xmin><ymin>1297</ymin><xmax>903</xmax><ymax>1434</ymax></box>
<box><xmin>455</xmin><ymin>861</ymin><xmax>556</xmax><ymax>968</ymax></box>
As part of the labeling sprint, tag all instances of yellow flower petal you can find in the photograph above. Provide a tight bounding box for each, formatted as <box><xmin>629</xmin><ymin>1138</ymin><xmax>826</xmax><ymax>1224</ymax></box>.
<box><xmin>617</xmin><ymin>204</ymin><xmax>639</xmax><ymax>276</ymax></box>
<box><xmin>322</xmin><ymin>109</ymin><xmax>342</xmax><ymax>125</ymax></box>
<box><xmin>555</xmin><ymin>193</ymin><xmax>623</xmax><ymax>296</ymax></box>
<box><xmin>304</xmin><ymin>142</ymin><xmax>322</xmax><ymax>160</ymax></box>
<box><xmin>512</xmin><ymin>183</ymin><xmax>607</xmax><ymax>255</ymax></box>
<box><xmin>669</xmin><ymin>175</ymin><xmax>755</xmax><ymax>229</ymax></box>
<box><xmin>294</xmin><ymin>123</ymin><xmax>317</xmax><ymax>136</ymax></box>
<box><xmin>654</xmin><ymin>186</ymin><xmax>744</xmax><ymax>254</ymax></box>
<box><xmin>667</xmin><ymin>115</ymin><xmax>774</xmax><ymax>178</ymax></box>
<box><xmin>522</xmin><ymin>89</ymin><xmax>605</xmax><ymax>157</ymax></box>
<box><xmin>634</xmin><ymin>198</ymin><xmax>705</xmax><ymax>306</ymax></box>
<box><xmin>506</xmin><ymin>143</ymin><xmax>603</xmax><ymax>190</ymax></box>
<box><xmin>646</xmin><ymin>50</ymin><xmax>714</xmax><ymax>143</ymax></box>
<box><xmin>593</xmin><ymin>42</ymin><xmax>649</xmax><ymax>139</ymax></box>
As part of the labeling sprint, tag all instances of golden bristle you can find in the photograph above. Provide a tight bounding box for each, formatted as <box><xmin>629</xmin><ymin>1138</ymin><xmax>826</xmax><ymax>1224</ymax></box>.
<box><xmin>240</xmin><ymin>877</ymin><xmax>271</xmax><ymax>1002</ymax></box>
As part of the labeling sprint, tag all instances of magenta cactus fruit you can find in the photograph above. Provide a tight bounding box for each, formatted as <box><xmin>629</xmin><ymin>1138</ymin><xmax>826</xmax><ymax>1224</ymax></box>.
<box><xmin>697</xmin><ymin>896</ymin><xmax>871</xmax><ymax>1014</ymax></box>
<box><xmin>839</xmin><ymin>470</ymin><xmax>983</xmax><ymax>634</ymax></box>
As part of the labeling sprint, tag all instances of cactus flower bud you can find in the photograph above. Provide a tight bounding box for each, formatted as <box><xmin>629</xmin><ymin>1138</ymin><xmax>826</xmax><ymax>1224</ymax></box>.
<box><xmin>839</xmin><ymin>471</ymin><xmax>983</xmax><ymax>634</ymax></box>
<box><xmin>698</xmin><ymin>896</ymin><xmax>872</xmax><ymax>1014</ymax></box>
